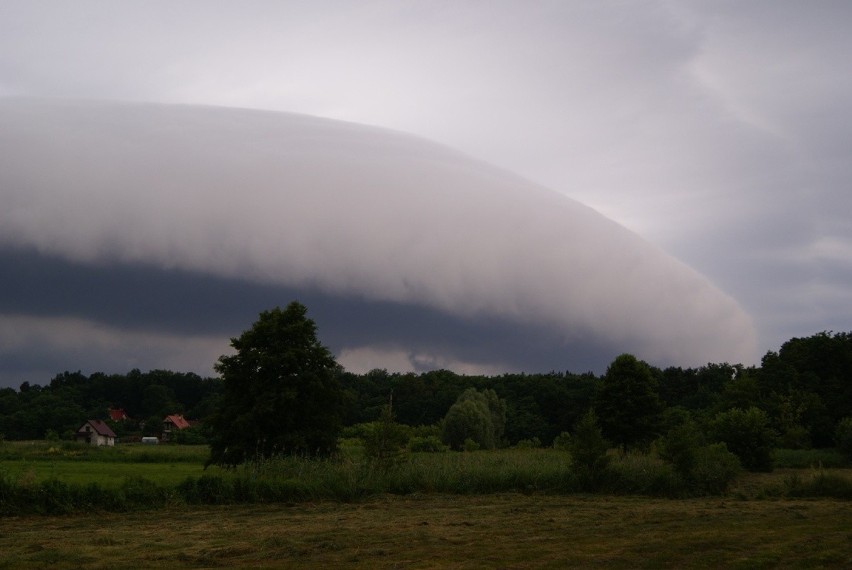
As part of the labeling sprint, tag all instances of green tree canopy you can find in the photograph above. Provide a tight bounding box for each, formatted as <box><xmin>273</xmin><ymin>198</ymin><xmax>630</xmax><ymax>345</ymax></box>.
<box><xmin>595</xmin><ymin>353</ymin><xmax>664</xmax><ymax>451</ymax></box>
<box><xmin>206</xmin><ymin>302</ymin><xmax>344</xmax><ymax>467</ymax></box>
<box><xmin>710</xmin><ymin>406</ymin><xmax>775</xmax><ymax>472</ymax></box>
<box><xmin>441</xmin><ymin>388</ymin><xmax>507</xmax><ymax>450</ymax></box>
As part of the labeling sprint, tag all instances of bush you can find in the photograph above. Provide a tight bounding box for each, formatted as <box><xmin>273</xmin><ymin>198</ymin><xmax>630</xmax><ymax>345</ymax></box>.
<box><xmin>657</xmin><ymin>420</ymin><xmax>702</xmax><ymax>478</ymax></box>
<box><xmin>569</xmin><ymin>409</ymin><xmax>610</xmax><ymax>489</ymax></box>
<box><xmin>441</xmin><ymin>388</ymin><xmax>506</xmax><ymax>450</ymax></box>
<box><xmin>552</xmin><ymin>432</ymin><xmax>571</xmax><ymax>451</ymax></box>
<box><xmin>710</xmin><ymin>407</ymin><xmax>775</xmax><ymax>472</ymax></box>
<box><xmin>120</xmin><ymin>476</ymin><xmax>172</xmax><ymax>509</ymax></box>
<box><xmin>605</xmin><ymin>452</ymin><xmax>679</xmax><ymax>495</ymax></box>
<box><xmin>657</xmin><ymin>420</ymin><xmax>742</xmax><ymax>495</ymax></box>
<box><xmin>172</xmin><ymin>425</ymin><xmax>208</xmax><ymax>445</ymax></box>
<box><xmin>777</xmin><ymin>424</ymin><xmax>811</xmax><ymax>450</ymax></box>
<box><xmin>408</xmin><ymin>436</ymin><xmax>448</xmax><ymax>453</ymax></box>
<box><xmin>835</xmin><ymin>417</ymin><xmax>852</xmax><ymax>458</ymax></box>
<box><xmin>689</xmin><ymin>443</ymin><xmax>741</xmax><ymax>495</ymax></box>
<box><xmin>362</xmin><ymin>404</ymin><xmax>409</xmax><ymax>466</ymax></box>
<box><xmin>515</xmin><ymin>437</ymin><xmax>541</xmax><ymax>449</ymax></box>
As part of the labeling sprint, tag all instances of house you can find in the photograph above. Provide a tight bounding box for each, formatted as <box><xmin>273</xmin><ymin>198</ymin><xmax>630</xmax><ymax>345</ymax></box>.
<box><xmin>76</xmin><ymin>420</ymin><xmax>116</xmax><ymax>447</ymax></box>
<box><xmin>162</xmin><ymin>414</ymin><xmax>191</xmax><ymax>442</ymax></box>
<box><xmin>107</xmin><ymin>407</ymin><xmax>129</xmax><ymax>421</ymax></box>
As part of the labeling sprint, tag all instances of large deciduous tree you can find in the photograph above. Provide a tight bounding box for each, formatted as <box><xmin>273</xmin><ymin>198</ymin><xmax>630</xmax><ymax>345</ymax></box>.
<box><xmin>206</xmin><ymin>302</ymin><xmax>344</xmax><ymax>467</ymax></box>
<box><xmin>595</xmin><ymin>353</ymin><xmax>664</xmax><ymax>451</ymax></box>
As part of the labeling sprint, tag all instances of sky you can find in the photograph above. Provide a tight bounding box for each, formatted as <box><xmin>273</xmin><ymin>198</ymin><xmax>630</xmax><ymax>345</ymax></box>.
<box><xmin>0</xmin><ymin>1</ymin><xmax>850</xmax><ymax>387</ymax></box>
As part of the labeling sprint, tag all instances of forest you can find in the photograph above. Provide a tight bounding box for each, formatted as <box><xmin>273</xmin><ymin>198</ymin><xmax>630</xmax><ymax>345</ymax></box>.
<box><xmin>2</xmin><ymin>330</ymin><xmax>850</xmax><ymax>466</ymax></box>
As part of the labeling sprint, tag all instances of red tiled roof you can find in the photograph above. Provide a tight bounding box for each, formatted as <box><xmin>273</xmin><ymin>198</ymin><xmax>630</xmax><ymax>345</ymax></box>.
<box><xmin>79</xmin><ymin>420</ymin><xmax>116</xmax><ymax>438</ymax></box>
<box><xmin>164</xmin><ymin>414</ymin><xmax>191</xmax><ymax>430</ymax></box>
<box><xmin>108</xmin><ymin>408</ymin><xmax>128</xmax><ymax>421</ymax></box>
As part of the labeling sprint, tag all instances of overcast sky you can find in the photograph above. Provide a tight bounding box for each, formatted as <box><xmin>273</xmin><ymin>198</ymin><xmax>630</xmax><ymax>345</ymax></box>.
<box><xmin>0</xmin><ymin>1</ymin><xmax>850</xmax><ymax>387</ymax></box>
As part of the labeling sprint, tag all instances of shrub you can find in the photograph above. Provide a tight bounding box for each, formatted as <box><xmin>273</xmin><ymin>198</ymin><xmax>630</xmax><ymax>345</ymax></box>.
<box><xmin>408</xmin><ymin>435</ymin><xmax>447</xmax><ymax>453</ymax></box>
<box><xmin>552</xmin><ymin>432</ymin><xmax>571</xmax><ymax>451</ymax></box>
<box><xmin>32</xmin><ymin>479</ymin><xmax>75</xmax><ymax>515</ymax></box>
<box><xmin>569</xmin><ymin>409</ymin><xmax>610</xmax><ymax>489</ymax></box>
<box><xmin>689</xmin><ymin>443</ymin><xmax>741</xmax><ymax>495</ymax></box>
<box><xmin>710</xmin><ymin>407</ymin><xmax>775</xmax><ymax>472</ymax></box>
<box><xmin>441</xmin><ymin>388</ymin><xmax>506</xmax><ymax>450</ymax></box>
<box><xmin>657</xmin><ymin>418</ymin><xmax>742</xmax><ymax>495</ymax></box>
<box><xmin>172</xmin><ymin>425</ymin><xmax>208</xmax><ymax>445</ymax></box>
<box><xmin>657</xmin><ymin>420</ymin><xmax>702</xmax><ymax>478</ymax></box>
<box><xmin>120</xmin><ymin>476</ymin><xmax>171</xmax><ymax>509</ymax></box>
<box><xmin>777</xmin><ymin>424</ymin><xmax>811</xmax><ymax>450</ymax></box>
<box><xmin>515</xmin><ymin>437</ymin><xmax>541</xmax><ymax>449</ymax></box>
<box><xmin>362</xmin><ymin>403</ymin><xmax>410</xmax><ymax>472</ymax></box>
<box><xmin>605</xmin><ymin>452</ymin><xmax>679</xmax><ymax>496</ymax></box>
<box><xmin>835</xmin><ymin>417</ymin><xmax>852</xmax><ymax>458</ymax></box>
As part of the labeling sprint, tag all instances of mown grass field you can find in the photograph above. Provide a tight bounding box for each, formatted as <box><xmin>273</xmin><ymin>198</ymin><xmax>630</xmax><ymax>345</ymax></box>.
<box><xmin>1</xmin><ymin>494</ymin><xmax>851</xmax><ymax>568</ymax></box>
<box><xmin>2</xmin><ymin>441</ymin><xmax>852</xmax><ymax>567</ymax></box>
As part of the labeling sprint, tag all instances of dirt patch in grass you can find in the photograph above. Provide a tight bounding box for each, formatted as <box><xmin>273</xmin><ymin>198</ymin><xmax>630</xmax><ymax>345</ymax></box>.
<box><xmin>1</xmin><ymin>494</ymin><xmax>851</xmax><ymax>568</ymax></box>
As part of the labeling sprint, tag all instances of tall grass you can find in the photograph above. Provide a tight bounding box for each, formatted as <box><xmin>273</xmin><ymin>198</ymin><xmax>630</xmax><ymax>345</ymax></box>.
<box><xmin>0</xmin><ymin>450</ymin><xmax>688</xmax><ymax>515</ymax></box>
<box><xmin>773</xmin><ymin>448</ymin><xmax>849</xmax><ymax>469</ymax></box>
<box><xmin>180</xmin><ymin>449</ymin><xmax>577</xmax><ymax>503</ymax></box>
<box><xmin>777</xmin><ymin>469</ymin><xmax>852</xmax><ymax>499</ymax></box>
<box><xmin>0</xmin><ymin>471</ymin><xmax>175</xmax><ymax>515</ymax></box>
<box><xmin>2</xmin><ymin>446</ymin><xmax>834</xmax><ymax>516</ymax></box>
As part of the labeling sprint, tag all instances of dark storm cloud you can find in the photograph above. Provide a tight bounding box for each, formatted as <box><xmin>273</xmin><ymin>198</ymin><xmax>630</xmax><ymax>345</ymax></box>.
<box><xmin>0</xmin><ymin>246</ymin><xmax>617</xmax><ymax>383</ymax></box>
<box><xmin>0</xmin><ymin>98</ymin><xmax>756</xmax><ymax>386</ymax></box>
<box><xmin>1</xmin><ymin>1</ymin><xmax>850</xmax><ymax>362</ymax></box>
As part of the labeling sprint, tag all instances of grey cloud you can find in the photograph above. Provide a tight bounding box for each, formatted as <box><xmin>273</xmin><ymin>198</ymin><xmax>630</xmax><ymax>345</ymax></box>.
<box><xmin>0</xmin><ymin>313</ymin><xmax>227</xmax><ymax>389</ymax></box>
<box><xmin>3</xmin><ymin>2</ymin><xmax>848</xmax><ymax>381</ymax></box>
<box><xmin>0</xmin><ymin>98</ymin><xmax>757</xmax><ymax>386</ymax></box>
<box><xmin>0</xmin><ymin>246</ymin><xmax>618</xmax><ymax>382</ymax></box>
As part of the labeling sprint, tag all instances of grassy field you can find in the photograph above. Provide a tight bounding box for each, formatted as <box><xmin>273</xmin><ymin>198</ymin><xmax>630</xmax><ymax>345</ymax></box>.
<box><xmin>2</xmin><ymin>442</ymin><xmax>852</xmax><ymax>505</ymax></box>
<box><xmin>0</xmin><ymin>442</ymin><xmax>212</xmax><ymax>488</ymax></box>
<box><xmin>1</xmin><ymin>494</ymin><xmax>851</xmax><ymax>568</ymax></box>
<box><xmin>2</xmin><ymin>442</ymin><xmax>852</xmax><ymax>567</ymax></box>
<box><xmin>1</xmin><ymin>459</ymin><xmax>207</xmax><ymax>487</ymax></box>
<box><xmin>0</xmin><ymin>441</ymin><xmax>209</xmax><ymax>463</ymax></box>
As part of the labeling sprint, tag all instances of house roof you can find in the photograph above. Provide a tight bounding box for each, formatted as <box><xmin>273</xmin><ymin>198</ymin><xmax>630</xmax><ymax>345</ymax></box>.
<box><xmin>164</xmin><ymin>414</ymin><xmax>191</xmax><ymax>430</ymax></box>
<box><xmin>79</xmin><ymin>419</ymin><xmax>116</xmax><ymax>438</ymax></box>
<box><xmin>108</xmin><ymin>408</ymin><xmax>128</xmax><ymax>421</ymax></box>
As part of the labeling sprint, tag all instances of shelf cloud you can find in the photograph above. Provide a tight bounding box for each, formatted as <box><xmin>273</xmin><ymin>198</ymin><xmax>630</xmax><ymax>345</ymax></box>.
<box><xmin>0</xmin><ymin>98</ymin><xmax>757</xmax><ymax>385</ymax></box>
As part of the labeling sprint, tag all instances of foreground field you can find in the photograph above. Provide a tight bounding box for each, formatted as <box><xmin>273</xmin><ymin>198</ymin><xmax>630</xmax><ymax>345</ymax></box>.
<box><xmin>1</xmin><ymin>494</ymin><xmax>851</xmax><ymax>569</ymax></box>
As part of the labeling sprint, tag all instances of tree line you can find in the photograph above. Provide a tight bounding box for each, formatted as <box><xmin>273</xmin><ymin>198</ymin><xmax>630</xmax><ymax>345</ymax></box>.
<box><xmin>0</xmin><ymin>369</ymin><xmax>220</xmax><ymax>441</ymax></box>
<box><xmin>1</xmin><ymin>304</ymin><xmax>851</xmax><ymax>471</ymax></box>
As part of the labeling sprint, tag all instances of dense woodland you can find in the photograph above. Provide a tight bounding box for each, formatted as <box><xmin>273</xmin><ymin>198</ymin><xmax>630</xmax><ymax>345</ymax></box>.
<box><xmin>1</xmin><ymin>331</ymin><xmax>850</xmax><ymax>456</ymax></box>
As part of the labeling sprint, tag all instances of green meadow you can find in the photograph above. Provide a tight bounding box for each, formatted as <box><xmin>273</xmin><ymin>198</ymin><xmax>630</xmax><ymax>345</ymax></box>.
<box><xmin>0</xmin><ymin>442</ymin><xmax>209</xmax><ymax>487</ymax></box>
<box><xmin>2</xmin><ymin>440</ymin><xmax>852</xmax><ymax>567</ymax></box>
<box><xmin>2</xmin><ymin>440</ymin><xmax>852</xmax><ymax>506</ymax></box>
